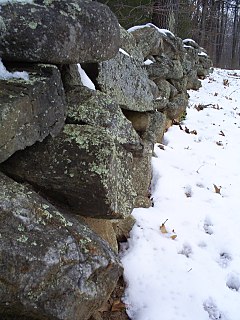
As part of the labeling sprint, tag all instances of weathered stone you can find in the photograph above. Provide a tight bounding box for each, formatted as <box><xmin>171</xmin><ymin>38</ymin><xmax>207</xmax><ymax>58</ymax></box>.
<box><xmin>128</xmin><ymin>25</ymin><xmax>163</xmax><ymax>58</ymax></box>
<box><xmin>0</xmin><ymin>125</ymin><xmax>135</xmax><ymax>219</ymax></box>
<box><xmin>129</xmin><ymin>24</ymin><xmax>184</xmax><ymax>60</ymax></box>
<box><xmin>0</xmin><ymin>0</ymin><xmax>120</xmax><ymax>64</ymax></box>
<box><xmin>142</xmin><ymin>111</ymin><xmax>166</xmax><ymax>144</ymax></box>
<box><xmin>0</xmin><ymin>172</ymin><xmax>122</xmax><ymax>320</ymax></box>
<box><xmin>82</xmin><ymin>217</ymin><xmax>118</xmax><ymax>253</ymax></box>
<box><xmin>132</xmin><ymin>143</ymin><xmax>152</xmax><ymax>207</ymax></box>
<box><xmin>166</xmin><ymin>93</ymin><xmax>189</xmax><ymax>120</ymax></box>
<box><xmin>119</xmin><ymin>26</ymin><xmax>144</xmax><ymax>62</ymax></box>
<box><xmin>147</xmin><ymin>56</ymin><xmax>184</xmax><ymax>80</ymax></box>
<box><xmin>0</xmin><ymin>63</ymin><xmax>66</xmax><ymax>163</ymax></box>
<box><xmin>66</xmin><ymin>89</ymin><xmax>143</xmax><ymax>154</ymax></box>
<box><xmin>97</xmin><ymin>28</ymin><xmax>154</xmax><ymax>112</ymax></box>
<box><xmin>112</xmin><ymin>215</ymin><xmax>136</xmax><ymax>243</ymax></box>
<box><xmin>123</xmin><ymin>110</ymin><xmax>166</xmax><ymax>146</ymax></box>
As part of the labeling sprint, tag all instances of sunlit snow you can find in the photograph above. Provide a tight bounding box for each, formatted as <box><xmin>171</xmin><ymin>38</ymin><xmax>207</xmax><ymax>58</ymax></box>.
<box><xmin>122</xmin><ymin>68</ymin><xmax>240</xmax><ymax>320</ymax></box>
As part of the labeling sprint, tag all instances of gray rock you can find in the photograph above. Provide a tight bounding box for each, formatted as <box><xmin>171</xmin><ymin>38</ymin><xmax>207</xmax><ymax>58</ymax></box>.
<box><xmin>129</xmin><ymin>24</ymin><xmax>184</xmax><ymax>60</ymax></box>
<box><xmin>0</xmin><ymin>172</ymin><xmax>122</xmax><ymax>320</ymax></box>
<box><xmin>0</xmin><ymin>125</ymin><xmax>135</xmax><ymax>219</ymax></box>
<box><xmin>132</xmin><ymin>143</ymin><xmax>152</xmax><ymax>208</ymax></box>
<box><xmin>0</xmin><ymin>63</ymin><xmax>66</xmax><ymax>163</ymax></box>
<box><xmin>97</xmin><ymin>28</ymin><xmax>154</xmax><ymax>112</ymax></box>
<box><xmin>66</xmin><ymin>89</ymin><xmax>143</xmax><ymax>154</ymax></box>
<box><xmin>147</xmin><ymin>56</ymin><xmax>183</xmax><ymax>80</ymax></box>
<box><xmin>0</xmin><ymin>0</ymin><xmax>120</xmax><ymax>64</ymax></box>
<box><xmin>166</xmin><ymin>93</ymin><xmax>189</xmax><ymax>120</ymax></box>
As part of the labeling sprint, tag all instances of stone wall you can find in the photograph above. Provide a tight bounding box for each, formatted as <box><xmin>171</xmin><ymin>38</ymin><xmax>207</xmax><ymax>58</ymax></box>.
<box><xmin>0</xmin><ymin>1</ymin><xmax>212</xmax><ymax>320</ymax></box>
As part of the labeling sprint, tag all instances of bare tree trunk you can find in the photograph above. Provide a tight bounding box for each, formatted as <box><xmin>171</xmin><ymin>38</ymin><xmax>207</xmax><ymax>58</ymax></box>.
<box><xmin>152</xmin><ymin>0</ymin><xmax>179</xmax><ymax>33</ymax></box>
<box><xmin>231</xmin><ymin>0</ymin><xmax>240</xmax><ymax>69</ymax></box>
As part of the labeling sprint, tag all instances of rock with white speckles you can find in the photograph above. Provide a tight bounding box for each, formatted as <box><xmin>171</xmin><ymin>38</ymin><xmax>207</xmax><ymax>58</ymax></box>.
<box><xmin>0</xmin><ymin>63</ymin><xmax>66</xmax><ymax>163</ymax></box>
<box><xmin>0</xmin><ymin>125</ymin><xmax>136</xmax><ymax>219</ymax></box>
<box><xmin>0</xmin><ymin>0</ymin><xmax>120</xmax><ymax>64</ymax></box>
<box><xmin>0</xmin><ymin>172</ymin><xmax>122</xmax><ymax>320</ymax></box>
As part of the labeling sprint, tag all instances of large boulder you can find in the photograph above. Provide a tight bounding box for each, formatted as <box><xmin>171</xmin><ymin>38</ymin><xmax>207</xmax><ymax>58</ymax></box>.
<box><xmin>0</xmin><ymin>125</ymin><xmax>135</xmax><ymax>219</ymax></box>
<box><xmin>0</xmin><ymin>172</ymin><xmax>122</xmax><ymax>320</ymax></box>
<box><xmin>0</xmin><ymin>0</ymin><xmax>120</xmax><ymax>64</ymax></box>
<box><xmin>0</xmin><ymin>63</ymin><xmax>66</xmax><ymax>163</ymax></box>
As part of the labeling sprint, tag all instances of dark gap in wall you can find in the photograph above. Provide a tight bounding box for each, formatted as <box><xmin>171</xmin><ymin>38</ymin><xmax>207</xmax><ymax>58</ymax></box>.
<box><xmin>81</xmin><ymin>63</ymin><xmax>101</xmax><ymax>90</ymax></box>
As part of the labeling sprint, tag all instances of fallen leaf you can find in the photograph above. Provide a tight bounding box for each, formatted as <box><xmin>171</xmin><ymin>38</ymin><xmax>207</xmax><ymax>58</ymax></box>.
<box><xmin>219</xmin><ymin>130</ymin><xmax>225</xmax><ymax>136</ymax></box>
<box><xmin>160</xmin><ymin>223</ymin><xmax>168</xmax><ymax>234</ymax></box>
<box><xmin>214</xmin><ymin>92</ymin><xmax>218</xmax><ymax>96</ymax></box>
<box><xmin>213</xmin><ymin>184</ymin><xmax>222</xmax><ymax>194</ymax></box>
<box><xmin>170</xmin><ymin>234</ymin><xmax>177</xmax><ymax>240</ymax></box>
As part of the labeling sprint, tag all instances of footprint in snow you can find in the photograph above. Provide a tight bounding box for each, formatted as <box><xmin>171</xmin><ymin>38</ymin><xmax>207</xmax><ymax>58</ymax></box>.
<box><xmin>203</xmin><ymin>297</ymin><xmax>228</xmax><ymax>320</ymax></box>
<box><xmin>226</xmin><ymin>273</ymin><xmax>240</xmax><ymax>291</ymax></box>
<box><xmin>203</xmin><ymin>217</ymin><xmax>214</xmax><ymax>235</ymax></box>
<box><xmin>217</xmin><ymin>252</ymin><xmax>232</xmax><ymax>268</ymax></box>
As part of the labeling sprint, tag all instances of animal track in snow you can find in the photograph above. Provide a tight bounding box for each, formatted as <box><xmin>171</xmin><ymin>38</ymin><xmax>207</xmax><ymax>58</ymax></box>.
<box><xmin>203</xmin><ymin>217</ymin><xmax>214</xmax><ymax>235</ymax></box>
<box><xmin>226</xmin><ymin>273</ymin><xmax>240</xmax><ymax>291</ymax></box>
<box><xmin>217</xmin><ymin>252</ymin><xmax>232</xmax><ymax>268</ymax></box>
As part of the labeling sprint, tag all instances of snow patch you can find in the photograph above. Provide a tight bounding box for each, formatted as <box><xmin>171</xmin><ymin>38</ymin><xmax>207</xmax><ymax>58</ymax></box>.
<box><xmin>77</xmin><ymin>63</ymin><xmax>95</xmax><ymax>90</ymax></box>
<box><xmin>0</xmin><ymin>58</ymin><xmax>29</xmax><ymax>80</ymax></box>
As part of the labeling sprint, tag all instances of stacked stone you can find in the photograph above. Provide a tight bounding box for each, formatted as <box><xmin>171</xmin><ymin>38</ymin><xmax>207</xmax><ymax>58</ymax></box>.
<box><xmin>0</xmin><ymin>1</ymin><xmax>213</xmax><ymax>319</ymax></box>
<box><xmin>0</xmin><ymin>1</ymin><xmax>122</xmax><ymax>320</ymax></box>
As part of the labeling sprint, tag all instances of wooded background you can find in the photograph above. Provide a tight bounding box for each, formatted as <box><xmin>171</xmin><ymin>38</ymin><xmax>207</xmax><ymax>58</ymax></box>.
<box><xmin>97</xmin><ymin>0</ymin><xmax>240</xmax><ymax>69</ymax></box>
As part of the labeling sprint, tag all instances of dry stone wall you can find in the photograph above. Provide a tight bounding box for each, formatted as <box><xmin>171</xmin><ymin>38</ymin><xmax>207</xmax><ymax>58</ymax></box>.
<box><xmin>0</xmin><ymin>1</ymin><xmax>212</xmax><ymax>319</ymax></box>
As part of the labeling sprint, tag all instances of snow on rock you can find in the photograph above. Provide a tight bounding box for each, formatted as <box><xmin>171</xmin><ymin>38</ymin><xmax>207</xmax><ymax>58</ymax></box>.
<box><xmin>0</xmin><ymin>58</ymin><xmax>29</xmax><ymax>80</ymax></box>
<box><xmin>128</xmin><ymin>23</ymin><xmax>175</xmax><ymax>38</ymax></box>
<box><xmin>77</xmin><ymin>63</ymin><xmax>95</xmax><ymax>90</ymax></box>
<box><xmin>122</xmin><ymin>68</ymin><xmax>240</xmax><ymax>320</ymax></box>
<box><xmin>119</xmin><ymin>48</ymin><xmax>131</xmax><ymax>57</ymax></box>
<box><xmin>144</xmin><ymin>59</ymin><xmax>154</xmax><ymax>65</ymax></box>
<box><xmin>198</xmin><ymin>51</ymin><xmax>208</xmax><ymax>57</ymax></box>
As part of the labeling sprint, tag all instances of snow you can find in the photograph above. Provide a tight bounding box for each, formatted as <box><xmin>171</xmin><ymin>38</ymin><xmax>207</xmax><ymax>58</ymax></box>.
<box><xmin>144</xmin><ymin>59</ymin><xmax>154</xmax><ymax>65</ymax></box>
<box><xmin>183</xmin><ymin>38</ymin><xmax>197</xmax><ymax>44</ymax></box>
<box><xmin>122</xmin><ymin>68</ymin><xmax>240</xmax><ymax>320</ymax></box>
<box><xmin>128</xmin><ymin>23</ymin><xmax>175</xmax><ymax>38</ymax></box>
<box><xmin>119</xmin><ymin>48</ymin><xmax>131</xmax><ymax>57</ymax></box>
<box><xmin>0</xmin><ymin>58</ymin><xmax>29</xmax><ymax>80</ymax></box>
<box><xmin>198</xmin><ymin>52</ymin><xmax>208</xmax><ymax>57</ymax></box>
<box><xmin>77</xmin><ymin>63</ymin><xmax>95</xmax><ymax>91</ymax></box>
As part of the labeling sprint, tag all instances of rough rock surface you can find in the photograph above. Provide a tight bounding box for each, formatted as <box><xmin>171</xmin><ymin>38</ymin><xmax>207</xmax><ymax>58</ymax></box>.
<box><xmin>97</xmin><ymin>28</ymin><xmax>155</xmax><ymax>112</ymax></box>
<box><xmin>0</xmin><ymin>172</ymin><xmax>122</xmax><ymax>320</ymax></box>
<box><xmin>0</xmin><ymin>0</ymin><xmax>120</xmax><ymax>64</ymax></box>
<box><xmin>0</xmin><ymin>63</ymin><xmax>66</xmax><ymax>163</ymax></box>
<box><xmin>1</xmin><ymin>125</ymin><xmax>135</xmax><ymax>219</ymax></box>
<box><xmin>66</xmin><ymin>89</ymin><xmax>143</xmax><ymax>154</ymax></box>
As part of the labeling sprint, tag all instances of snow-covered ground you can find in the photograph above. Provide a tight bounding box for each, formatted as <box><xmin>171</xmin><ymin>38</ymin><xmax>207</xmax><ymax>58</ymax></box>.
<box><xmin>122</xmin><ymin>68</ymin><xmax>240</xmax><ymax>320</ymax></box>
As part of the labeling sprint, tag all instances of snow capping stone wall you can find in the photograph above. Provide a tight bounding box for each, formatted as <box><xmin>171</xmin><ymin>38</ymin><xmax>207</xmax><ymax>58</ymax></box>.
<box><xmin>0</xmin><ymin>1</ymin><xmax>213</xmax><ymax>320</ymax></box>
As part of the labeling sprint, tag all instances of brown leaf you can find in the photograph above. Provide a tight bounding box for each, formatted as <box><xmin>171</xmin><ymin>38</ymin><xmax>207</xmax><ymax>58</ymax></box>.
<box><xmin>160</xmin><ymin>223</ymin><xmax>168</xmax><ymax>234</ymax></box>
<box><xmin>160</xmin><ymin>219</ymin><xmax>168</xmax><ymax>233</ymax></box>
<box><xmin>111</xmin><ymin>299</ymin><xmax>126</xmax><ymax>312</ymax></box>
<box><xmin>213</xmin><ymin>184</ymin><xmax>222</xmax><ymax>194</ymax></box>
<box><xmin>170</xmin><ymin>234</ymin><xmax>177</xmax><ymax>240</ymax></box>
